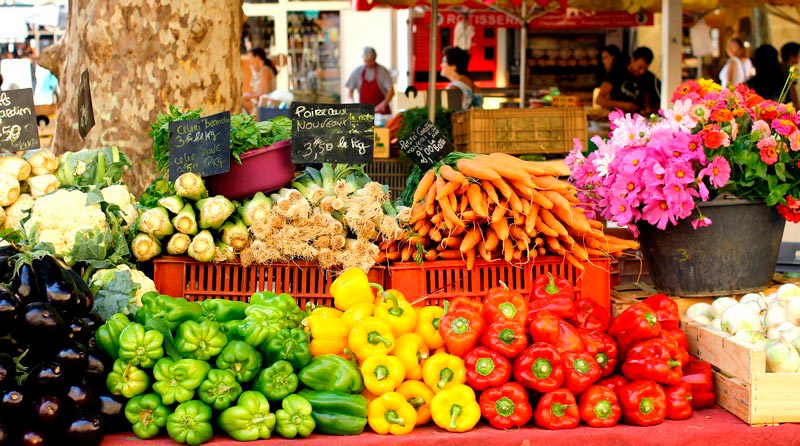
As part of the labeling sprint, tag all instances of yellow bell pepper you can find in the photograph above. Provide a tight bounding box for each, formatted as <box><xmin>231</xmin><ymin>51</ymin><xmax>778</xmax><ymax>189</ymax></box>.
<box><xmin>393</xmin><ymin>333</ymin><xmax>429</xmax><ymax>381</ymax></box>
<box><xmin>305</xmin><ymin>306</ymin><xmax>348</xmax><ymax>356</ymax></box>
<box><xmin>330</xmin><ymin>268</ymin><xmax>379</xmax><ymax>311</ymax></box>
<box><xmin>367</xmin><ymin>391</ymin><xmax>417</xmax><ymax>435</ymax></box>
<box><xmin>348</xmin><ymin>317</ymin><xmax>396</xmax><ymax>362</ymax></box>
<box><xmin>430</xmin><ymin>384</ymin><xmax>480</xmax><ymax>432</ymax></box>
<box><xmin>416</xmin><ymin>306</ymin><xmax>445</xmax><ymax>350</ymax></box>
<box><xmin>342</xmin><ymin>302</ymin><xmax>375</xmax><ymax>331</ymax></box>
<box><xmin>422</xmin><ymin>352</ymin><xmax>466</xmax><ymax>393</ymax></box>
<box><xmin>374</xmin><ymin>288</ymin><xmax>418</xmax><ymax>337</ymax></box>
<box><xmin>361</xmin><ymin>354</ymin><xmax>406</xmax><ymax>395</ymax></box>
<box><xmin>397</xmin><ymin>380</ymin><xmax>435</xmax><ymax>426</ymax></box>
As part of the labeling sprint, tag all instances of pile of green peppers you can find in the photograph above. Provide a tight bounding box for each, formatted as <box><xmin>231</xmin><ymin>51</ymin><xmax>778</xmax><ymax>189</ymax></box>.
<box><xmin>95</xmin><ymin>290</ymin><xmax>367</xmax><ymax>445</ymax></box>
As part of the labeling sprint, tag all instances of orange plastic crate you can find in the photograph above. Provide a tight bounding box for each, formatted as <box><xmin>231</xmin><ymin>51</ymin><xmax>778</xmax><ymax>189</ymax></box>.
<box><xmin>153</xmin><ymin>256</ymin><xmax>386</xmax><ymax>309</ymax></box>
<box><xmin>387</xmin><ymin>256</ymin><xmax>611</xmax><ymax>316</ymax></box>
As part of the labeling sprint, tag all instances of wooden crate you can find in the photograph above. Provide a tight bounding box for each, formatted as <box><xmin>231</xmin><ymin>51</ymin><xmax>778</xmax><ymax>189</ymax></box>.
<box><xmin>682</xmin><ymin>319</ymin><xmax>800</xmax><ymax>425</ymax></box>
<box><xmin>450</xmin><ymin>108</ymin><xmax>587</xmax><ymax>155</ymax></box>
<box><xmin>364</xmin><ymin>158</ymin><xmax>413</xmax><ymax>200</ymax></box>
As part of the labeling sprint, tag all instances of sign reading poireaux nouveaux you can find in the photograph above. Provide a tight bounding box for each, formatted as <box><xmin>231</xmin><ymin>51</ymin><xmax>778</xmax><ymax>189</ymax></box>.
<box><xmin>0</xmin><ymin>88</ymin><xmax>40</xmax><ymax>152</ymax></box>
<box><xmin>291</xmin><ymin>103</ymin><xmax>374</xmax><ymax>164</ymax></box>
<box><xmin>168</xmin><ymin>111</ymin><xmax>231</xmax><ymax>181</ymax></box>
<box><xmin>398</xmin><ymin>119</ymin><xmax>453</xmax><ymax>171</ymax></box>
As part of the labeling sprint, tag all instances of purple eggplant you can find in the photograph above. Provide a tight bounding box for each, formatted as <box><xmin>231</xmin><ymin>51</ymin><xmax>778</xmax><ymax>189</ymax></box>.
<box><xmin>0</xmin><ymin>419</ymin><xmax>11</xmax><ymax>446</ymax></box>
<box><xmin>96</xmin><ymin>394</ymin><xmax>126</xmax><ymax>433</ymax></box>
<box><xmin>0</xmin><ymin>290</ymin><xmax>18</xmax><ymax>335</ymax></box>
<box><xmin>26</xmin><ymin>362</ymin><xmax>65</xmax><ymax>391</ymax></box>
<box><xmin>65</xmin><ymin>378</ymin><xmax>93</xmax><ymax>409</ymax></box>
<box><xmin>52</xmin><ymin>342</ymin><xmax>88</xmax><ymax>376</ymax></box>
<box><xmin>31</xmin><ymin>394</ymin><xmax>64</xmax><ymax>424</ymax></box>
<box><xmin>67</xmin><ymin>269</ymin><xmax>94</xmax><ymax>317</ymax></box>
<box><xmin>0</xmin><ymin>354</ymin><xmax>15</xmax><ymax>389</ymax></box>
<box><xmin>63</xmin><ymin>411</ymin><xmax>104</xmax><ymax>446</ymax></box>
<box><xmin>0</xmin><ymin>387</ymin><xmax>25</xmax><ymax>418</ymax></box>
<box><xmin>84</xmin><ymin>353</ymin><xmax>106</xmax><ymax>385</ymax></box>
<box><xmin>34</xmin><ymin>256</ymin><xmax>78</xmax><ymax>317</ymax></box>
<box><xmin>20</xmin><ymin>428</ymin><xmax>47</xmax><ymax>446</ymax></box>
<box><xmin>11</xmin><ymin>263</ymin><xmax>43</xmax><ymax>305</ymax></box>
<box><xmin>21</xmin><ymin>302</ymin><xmax>66</xmax><ymax>345</ymax></box>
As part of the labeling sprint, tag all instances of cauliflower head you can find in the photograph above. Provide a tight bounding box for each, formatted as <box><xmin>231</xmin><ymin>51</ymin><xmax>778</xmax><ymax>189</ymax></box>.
<box><xmin>24</xmin><ymin>189</ymin><xmax>108</xmax><ymax>265</ymax></box>
<box><xmin>90</xmin><ymin>264</ymin><xmax>157</xmax><ymax>321</ymax></box>
<box><xmin>101</xmin><ymin>184</ymin><xmax>139</xmax><ymax>229</ymax></box>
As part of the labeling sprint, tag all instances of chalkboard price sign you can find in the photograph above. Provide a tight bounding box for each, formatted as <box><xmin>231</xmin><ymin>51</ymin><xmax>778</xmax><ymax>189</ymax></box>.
<box><xmin>0</xmin><ymin>88</ymin><xmax>40</xmax><ymax>152</ymax></box>
<box><xmin>291</xmin><ymin>103</ymin><xmax>374</xmax><ymax>164</ymax></box>
<box><xmin>168</xmin><ymin>111</ymin><xmax>231</xmax><ymax>181</ymax></box>
<box><xmin>398</xmin><ymin>119</ymin><xmax>453</xmax><ymax>171</ymax></box>
<box><xmin>78</xmin><ymin>69</ymin><xmax>95</xmax><ymax>139</ymax></box>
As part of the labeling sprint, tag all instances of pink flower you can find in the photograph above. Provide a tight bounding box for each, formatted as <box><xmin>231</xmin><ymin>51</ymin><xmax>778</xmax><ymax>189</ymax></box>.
<box><xmin>566</xmin><ymin>138</ymin><xmax>586</xmax><ymax>170</ymax></box>
<box><xmin>697</xmin><ymin>181</ymin><xmax>710</xmax><ymax>200</ymax></box>
<box><xmin>609</xmin><ymin>195</ymin><xmax>637</xmax><ymax>227</ymax></box>
<box><xmin>611</xmin><ymin>114</ymin><xmax>649</xmax><ymax>147</ymax></box>
<box><xmin>752</xmin><ymin>120</ymin><xmax>771</xmax><ymax>138</ymax></box>
<box><xmin>664</xmin><ymin>161</ymin><xmax>696</xmax><ymax>185</ymax></box>
<box><xmin>641</xmin><ymin>159</ymin><xmax>667</xmax><ymax>188</ymax></box>
<box><xmin>699</xmin><ymin>156</ymin><xmax>731</xmax><ymax>188</ymax></box>
<box><xmin>773</xmin><ymin>119</ymin><xmax>797</xmax><ymax>137</ymax></box>
<box><xmin>789</xmin><ymin>131</ymin><xmax>800</xmax><ymax>152</ymax></box>
<box><xmin>608</xmin><ymin>109</ymin><xmax>624</xmax><ymax>130</ymax></box>
<box><xmin>758</xmin><ymin>138</ymin><xmax>779</xmax><ymax>165</ymax></box>
<box><xmin>642</xmin><ymin>193</ymin><xmax>675</xmax><ymax>230</ymax></box>
<box><xmin>692</xmin><ymin>216</ymin><xmax>712</xmax><ymax>229</ymax></box>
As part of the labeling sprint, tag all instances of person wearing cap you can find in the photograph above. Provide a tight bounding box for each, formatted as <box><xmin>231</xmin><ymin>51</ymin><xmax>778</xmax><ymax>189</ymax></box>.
<box><xmin>345</xmin><ymin>47</ymin><xmax>395</xmax><ymax>114</ymax></box>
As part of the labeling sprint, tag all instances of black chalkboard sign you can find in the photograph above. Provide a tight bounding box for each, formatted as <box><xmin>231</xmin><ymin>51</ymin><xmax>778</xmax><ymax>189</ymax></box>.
<box><xmin>398</xmin><ymin>119</ymin><xmax>453</xmax><ymax>171</ymax></box>
<box><xmin>78</xmin><ymin>69</ymin><xmax>95</xmax><ymax>139</ymax></box>
<box><xmin>168</xmin><ymin>111</ymin><xmax>231</xmax><ymax>181</ymax></box>
<box><xmin>291</xmin><ymin>103</ymin><xmax>374</xmax><ymax>164</ymax></box>
<box><xmin>0</xmin><ymin>88</ymin><xmax>39</xmax><ymax>152</ymax></box>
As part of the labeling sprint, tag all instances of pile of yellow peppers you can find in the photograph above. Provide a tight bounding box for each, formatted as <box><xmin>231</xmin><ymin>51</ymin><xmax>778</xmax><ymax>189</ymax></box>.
<box><xmin>303</xmin><ymin>268</ymin><xmax>481</xmax><ymax>435</ymax></box>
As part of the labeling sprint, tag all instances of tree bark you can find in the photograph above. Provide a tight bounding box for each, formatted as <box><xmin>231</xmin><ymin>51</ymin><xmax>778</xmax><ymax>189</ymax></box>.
<box><xmin>40</xmin><ymin>0</ymin><xmax>244</xmax><ymax>195</ymax></box>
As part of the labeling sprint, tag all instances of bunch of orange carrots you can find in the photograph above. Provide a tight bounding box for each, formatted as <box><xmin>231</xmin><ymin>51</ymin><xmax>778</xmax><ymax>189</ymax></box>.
<box><xmin>377</xmin><ymin>152</ymin><xmax>639</xmax><ymax>270</ymax></box>
<box><xmin>385</xmin><ymin>113</ymin><xmax>404</xmax><ymax>143</ymax></box>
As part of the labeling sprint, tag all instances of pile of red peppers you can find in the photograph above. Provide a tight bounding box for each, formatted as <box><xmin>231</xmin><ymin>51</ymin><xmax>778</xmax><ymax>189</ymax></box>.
<box><xmin>437</xmin><ymin>274</ymin><xmax>715</xmax><ymax>430</ymax></box>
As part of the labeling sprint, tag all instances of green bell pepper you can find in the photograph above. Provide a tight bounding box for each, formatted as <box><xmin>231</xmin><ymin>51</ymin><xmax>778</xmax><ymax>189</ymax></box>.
<box><xmin>298</xmin><ymin>354</ymin><xmax>365</xmax><ymax>393</ymax></box>
<box><xmin>117</xmin><ymin>322</ymin><xmax>164</xmax><ymax>368</ymax></box>
<box><xmin>124</xmin><ymin>393</ymin><xmax>171</xmax><ymax>439</ymax></box>
<box><xmin>250</xmin><ymin>291</ymin><xmax>305</xmax><ymax>327</ymax></box>
<box><xmin>166</xmin><ymin>400</ymin><xmax>213</xmax><ymax>446</ymax></box>
<box><xmin>95</xmin><ymin>313</ymin><xmax>130</xmax><ymax>360</ymax></box>
<box><xmin>135</xmin><ymin>293</ymin><xmax>203</xmax><ymax>331</ymax></box>
<box><xmin>201</xmin><ymin>299</ymin><xmax>248</xmax><ymax>322</ymax></box>
<box><xmin>174</xmin><ymin>320</ymin><xmax>227</xmax><ymax>361</ymax></box>
<box><xmin>275</xmin><ymin>394</ymin><xmax>315</xmax><ymax>438</ymax></box>
<box><xmin>106</xmin><ymin>359</ymin><xmax>150</xmax><ymax>399</ymax></box>
<box><xmin>261</xmin><ymin>327</ymin><xmax>312</xmax><ymax>370</ymax></box>
<box><xmin>215</xmin><ymin>340</ymin><xmax>262</xmax><ymax>384</ymax></box>
<box><xmin>234</xmin><ymin>308</ymin><xmax>286</xmax><ymax>347</ymax></box>
<box><xmin>197</xmin><ymin>369</ymin><xmax>242</xmax><ymax>411</ymax></box>
<box><xmin>296</xmin><ymin>389</ymin><xmax>368</xmax><ymax>436</ymax></box>
<box><xmin>253</xmin><ymin>360</ymin><xmax>298</xmax><ymax>401</ymax></box>
<box><xmin>152</xmin><ymin>357</ymin><xmax>211</xmax><ymax>405</ymax></box>
<box><xmin>217</xmin><ymin>391</ymin><xmax>277</xmax><ymax>442</ymax></box>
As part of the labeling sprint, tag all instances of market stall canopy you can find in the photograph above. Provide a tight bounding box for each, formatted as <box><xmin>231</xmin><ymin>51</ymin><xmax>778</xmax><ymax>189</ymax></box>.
<box><xmin>570</xmin><ymin>0</ymin><xmax>799</xmax><ymax>13</ymax></box>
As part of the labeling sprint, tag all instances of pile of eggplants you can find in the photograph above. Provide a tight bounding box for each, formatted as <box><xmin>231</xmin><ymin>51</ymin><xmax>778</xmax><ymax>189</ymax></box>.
<box><xmin>0</xmin><ymin>246</ymin><xmax>125</xmax><ymax>446</ymax></box>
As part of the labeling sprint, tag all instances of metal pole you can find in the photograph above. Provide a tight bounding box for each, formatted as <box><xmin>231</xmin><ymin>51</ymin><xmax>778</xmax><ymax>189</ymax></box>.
<box><xmin>428</xmin><ymin>0</ymin><xmax>438</xmax><ymax>123</ymax></box>
<box><xmin>518</xmin><ymin>0</ymin><xmax>526</xmax><ymax>108</ymax></box>
<box><xmin>661</xmin><ymin>0</ymin><xmax>682</xmax><ymax>111</ymax></box>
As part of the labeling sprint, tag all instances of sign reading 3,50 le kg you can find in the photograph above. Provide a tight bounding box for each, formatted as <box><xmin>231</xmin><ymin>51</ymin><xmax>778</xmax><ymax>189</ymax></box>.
<box><xmin>291</xmin><ymin>103</ymin><xmax>374</xmax><ymax>164</ymax></box>
<box><xmin>168</xmin><ymin>111</ymin><xmax>231</xmax><ymax>181</ymax></box>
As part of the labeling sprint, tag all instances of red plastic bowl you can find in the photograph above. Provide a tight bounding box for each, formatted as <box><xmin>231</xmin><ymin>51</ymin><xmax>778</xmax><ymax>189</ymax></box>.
<box><xmin>205</xmin><ymin>139</ymin><xmax>295</xmax><ymax>200</ymax></box>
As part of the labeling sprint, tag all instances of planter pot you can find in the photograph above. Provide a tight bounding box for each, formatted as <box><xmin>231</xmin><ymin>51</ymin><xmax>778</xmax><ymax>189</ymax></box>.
<box><xmin>205</xmin><ymin>139</ymin><xmax>294</xmax><ymax>200</ymax></box>
<box><xmin>636</xmin><ymin>197</ymin><xmax>785</xmax><ymax>297</ymax></box>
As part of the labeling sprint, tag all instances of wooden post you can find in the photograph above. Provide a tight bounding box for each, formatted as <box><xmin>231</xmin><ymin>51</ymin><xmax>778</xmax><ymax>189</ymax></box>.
<box><xmin>661</xmin><ymin>0</ymin><xmax>682</xmax><ymax>111</ymax></box>
<box><xmin>519</xmin><ymin>0</ymin><xmax>527</xmax><ymax>109</ymax></box>
<box><xmin>428</xmin><ymin>0</ymin><xmax>438</xmax><ymax>123</ymax></box>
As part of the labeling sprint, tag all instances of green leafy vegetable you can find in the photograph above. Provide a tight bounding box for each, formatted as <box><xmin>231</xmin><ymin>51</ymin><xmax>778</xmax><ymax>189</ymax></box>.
<box><xmin>230</xmin><ymin>114</ymin><xmax>292</xmax><ymax>163</ymax></box>
<box><xmin>150</xmin><ymin>106</ymin><xmax>203</xmax><ymax>173</ymax></box>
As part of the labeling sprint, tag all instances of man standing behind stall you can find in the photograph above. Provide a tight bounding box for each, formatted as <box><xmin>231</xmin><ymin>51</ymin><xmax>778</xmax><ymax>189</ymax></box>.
<box><xmin>596</xmin><ymin>47</ymin><xmax>660</xmax><ymax>115</ymax></box>
<box><xmin>345</xmin><ymin>47</ymin><xmax>395</xmax><ymax>114</ymax></box>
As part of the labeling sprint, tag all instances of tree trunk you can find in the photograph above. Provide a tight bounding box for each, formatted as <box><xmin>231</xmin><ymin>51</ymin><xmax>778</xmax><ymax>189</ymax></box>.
<box><xmin>40</xmin><ymin>0</ymin><xmax>244</xmax><ymax>195</ymax></box>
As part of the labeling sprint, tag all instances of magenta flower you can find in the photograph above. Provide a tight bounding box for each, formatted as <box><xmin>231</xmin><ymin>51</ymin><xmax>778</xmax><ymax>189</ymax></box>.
<box><xmin>699</xmin><ymin>156</ymin><xmax>731</xmax><ymax>188</ymax></box>
<box><xmin>664</xmin><ymin>161</ymin><xmax>696</xmax><ymax>185</ymax></box>
<box><xmin>773</xmin><ymin>119</ymin><xmax>797</xmax><ymax>137</ymax></box>
<box><xmin>642</xmin><ymin>193</ymin><xmax>675</xmax><ymax>230</ymax></box>
<box><xmin>691</xmin><ymin>216</ymin><xmax>713</xmax><ymax>229</ymax></box>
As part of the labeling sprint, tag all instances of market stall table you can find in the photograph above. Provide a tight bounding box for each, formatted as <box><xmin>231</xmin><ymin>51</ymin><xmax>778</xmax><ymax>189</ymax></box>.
<box><xmin>101</xmin><ymin>406</ymin><xmax>800</xmax><ymax>446</ymax></box>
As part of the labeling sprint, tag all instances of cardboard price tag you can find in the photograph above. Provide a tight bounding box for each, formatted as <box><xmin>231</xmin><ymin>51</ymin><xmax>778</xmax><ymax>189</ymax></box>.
<box><xmin>398</xmin><ymin>119</ymin><xmax>453</xmax><ymax>171</ymax></box>
<box><xmin>0</xmin><ymin>88</ymin><xmax>39</xmax><ymax>152</ymax></box>
<box><xmin>168</xmin><ymin>111</ymin><xmax>232</xmax><ymax>181</ymax></box>
<box><xmin>291</xmin><ymin>103</ymin><xmax>374</xmax><ymax>164</ymax></box>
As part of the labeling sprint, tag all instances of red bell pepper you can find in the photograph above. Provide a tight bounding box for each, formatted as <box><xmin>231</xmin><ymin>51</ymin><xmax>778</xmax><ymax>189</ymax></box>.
<box><xmin>482</xmin><ymin>287</ymin><xmax>528</xmax><ymax>326</ymax></box>
<box><xmin>664</xmin><ymin>383</ymin><xmax>693</xmax><ymax>420</ymax></box>
<box><xmin>534</xmin><ymin>389</ymin><xmax>580</xmax><ymax>430</ymax></box>
<box><xmin>578</xmin><ymin>385</ymin><xmax>622</xmax><ymax>428</ymax></box>
<box><xmin>681</xmin><ymin>359</ymin><xmax>715</xmax><ymax>409</ymax></box>
<box><xmin>480</xmin><ymin>321</ymin><xmax>527</xmax><ymax>359</ymax></box>
<box><xmin>527</xmin><ymin>297</ymin><xmax>576</xmax><ymax>323</ymax></box>
<box><xmin>570</xmin><ymin>298</ymin><xmax>610</xmax><ymax>333</ymax></box>
<box><xmin>579</xmin><ymin>330</ymin><xmax>619</xmax><ymax>378</ymax></box>
<box><xmin>440</xmin><ymin>297</ymin><xmax>485</xmax><ymax>357</ymax></box>
<box><xmin>513</xmin><ymin>343</ymin><xmax>564</xmax><ymax>393</ymax></box>
<box><xmin>619</xmin><ymin>380</ymin><xmax>667</xmax><ymax>426</ymax></box>
<box><xmin>464</xmin><ymin>347</ymin><xmax>511</xmax><ymax>391</ymax></box>
<box><xmin>597</xmin><ymin>374</ymin><xmax>629</xmax><ymax>398</ymax></box>
<box><xmin>563</xmin><ymin>351</ymin><xmax>602</xmax><ymax>395</ymax></box>
<box><xmin>528</xmin><ymin>311</ymin><xmax>584</xmax><ymax>354</ymax></box>
<box><xmin>609</xmin><ymin>303</ymin><xmax>662</xmax><ymax>359</ymax></box>
<box><xmin>643</xmin><ymin>294</ymin><xmax>681</xmax><ymax>329</ymax></box>
<box><xmin>622</xmin><ymin>338</ymin><xmax>683</xmax><ymax>385</ymax></box>
<box><xmin>531</xmin><ymin>273</ymin><xmax>574</xmax><ymax>300</ymax></box>
<box><xmin>660</xmin><ymin>327</ymin><xmax>690</xmax><ymax>366</ymax></box>
<box><xmin>478</xmin><ymin>382</ymin><xmax>533</xmax><ymax>429</ymax></box>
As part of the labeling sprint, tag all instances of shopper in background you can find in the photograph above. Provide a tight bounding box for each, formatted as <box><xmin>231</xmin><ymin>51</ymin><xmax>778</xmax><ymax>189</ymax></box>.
<box><xmin>780</xmin><ymin>42</ymin><xmax>799</xmax><ymax>107</ymax></box>
<box><xmin>601</xmin><ymin>44</ymin><xmax>622</xmax><ymax>76</ymax></box>
<box><xmin>440</xmin><ymin>46</ymin><xmax>482</xmax><ymax>110</ymax></box>
<box><xmin>596</xmin><ymin>47</ymin><xmax>660</xmax><ymax>114</ymax></box>
<box><xmin>719</xmin><ymin>38</ymin><xmax>753</xmax><ymax>89</ymax></box>
<box><xmin>345</xmin><ymin>46</ymin><xmax>394</xmax><ymax>114</ymax></box>
<box><xmin>243</xmin><ymin>47</ymin><xmax>278</xmax><ymax>114</ymax></box>
<box><xmin>747</xmin><ymin>45</ymin><xmax>785</xmax><ymax>102</ymax></box>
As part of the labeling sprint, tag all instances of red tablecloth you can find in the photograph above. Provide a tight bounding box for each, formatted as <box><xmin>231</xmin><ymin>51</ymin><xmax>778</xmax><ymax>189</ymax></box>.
<box><xmin>102</xmin><ymin>406</ymin><xmax>800</xmax><ymax>446</ymax></box>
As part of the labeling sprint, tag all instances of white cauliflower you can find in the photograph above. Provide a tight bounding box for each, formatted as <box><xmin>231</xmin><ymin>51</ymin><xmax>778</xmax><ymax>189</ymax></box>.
<box><xmin>90</xmin><ymin>264</ymin><xmax>157</xmax><ymax>321</ymax></box>
<box><xmin>24</xmin><ymin>189</ymin><xmax>108</xmax><ymax>265</ymax></box>
<box><xmin>101</xmin><ymin>184</ymin><xmax>139</xmax><ymax>229</ymax></box>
